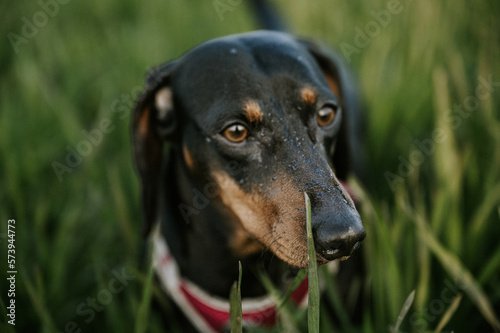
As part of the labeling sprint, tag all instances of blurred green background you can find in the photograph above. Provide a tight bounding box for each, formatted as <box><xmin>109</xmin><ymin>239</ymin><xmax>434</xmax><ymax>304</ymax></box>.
<box><xmin>1</xmin><ymin>0</ymin><xmax>499</xmax><ymax>332</ymax></box>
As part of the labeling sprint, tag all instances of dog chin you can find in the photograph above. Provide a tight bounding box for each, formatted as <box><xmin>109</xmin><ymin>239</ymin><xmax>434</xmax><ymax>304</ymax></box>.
<box><xmin>269</xmin><ymin>245</ymin><xmax>318</xmax><ymax>269</ymax></box>
<box><xmin>277</xmin><ymin>250</ymin><xmax>350</xmax><ymax>269</ymax></box>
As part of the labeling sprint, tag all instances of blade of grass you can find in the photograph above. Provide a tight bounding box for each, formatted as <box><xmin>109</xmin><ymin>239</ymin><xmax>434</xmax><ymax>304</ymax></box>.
<box><xmin>415</xmin><ymin>222</ymin><xmax>431</xmax><ymax>311</ymax></box>
<box><xmin>433</xmin><ymin>293</ymin><xmax>463</xmax><ymax>333</ymax></box>
<box><xmin>401</xmin><ymin>199</ymin><xmax>500</xmax><ymax>332</ymax></box>
<box><xmin>350</xmin><ymin>178</ymin><xmax>403</xmax><ymax>325</ymax></box>
<box><xmin>478</xmin><ymin>245</ymin><xmax>500</xmax><ymax>284</ymax></box>
<box><xmin>470</xmin><ymin>183</ymin><xmax>500</xmax><ymax>238</ymax></box>
<box><xmin>320</xmin><ymin>305</ymin><xmax>337</xmax><ymax>333</ymax></box>
<box><xmin>322</xmin><ymin>268</ymin><xmax>356</xmax><ymax>332</ymax></box>
<box><xmin>305</xmin><ymin>192</ymin><xmax>320</xmax><ymax>333</ymax></box>
<box><xmin>257</xmin><ymin>269</ymin><xmax>300</xmax><ymax>333</ymax></box>
<box><xmin>280</xmin><ymin>268</ymin><xmax>307</xmax><ymax>308</ymax></box>
<box><xmin>23</xmin><ymin>267</ymin><xmax>58</xmax><ymax>332</ymax></box>
<box><xmin>229</xmin><ymin>261</ymin><xmax>243</xmax><ymax>333</ymax></box>
<box><xmin>135</xmin><ymin>260</ymin><xmax>155</xmax><ymax>333</ymax></box>
<box><xmin>108</xmin><ymin>168</ymin><xmax>136</xmax><ymax>252</ymax></box>
<box><xmin>390</xmin><ymin>290</ymin><xmax>415</xmax><ymax>333</ymax></box>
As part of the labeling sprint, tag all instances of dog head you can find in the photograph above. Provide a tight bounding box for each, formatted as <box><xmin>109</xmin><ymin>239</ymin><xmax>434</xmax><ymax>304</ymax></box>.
<box><xmin>132</xmin><ymin>31</ymin><xmax>365</xmax><ymax>268</ymax></box>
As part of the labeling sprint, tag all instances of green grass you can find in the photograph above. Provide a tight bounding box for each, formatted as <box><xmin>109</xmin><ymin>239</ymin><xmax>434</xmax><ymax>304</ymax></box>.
<box><xmin>305</xmin><ymin>193</ymin><xmax>320</xmax><ymax>333</ymax></box>
<box><xmin>1</xmin><ymin>0</ymin><xmax>499</xmax><ymax>332</ymax></box>
<box><xmin>229</xmin><ymin>261</ymin><xmax>243</xmax><ymax>333</ymax></box>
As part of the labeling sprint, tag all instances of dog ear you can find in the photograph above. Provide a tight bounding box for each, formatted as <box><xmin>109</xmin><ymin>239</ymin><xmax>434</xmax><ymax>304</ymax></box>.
<box><xmin>300</xmin><ymin>40</ymin><xmax>365</xmax><ymax>181</ymax></box>
<box><xmin>132</xmin><ymin>63</ymin><xmax>177</xmax><ymax>237</ymax></box>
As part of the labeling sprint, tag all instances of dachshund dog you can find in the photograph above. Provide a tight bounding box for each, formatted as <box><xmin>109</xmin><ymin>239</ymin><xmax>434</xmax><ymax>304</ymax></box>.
<box><xmin>132</xmin><ymin>27</ymin><xmax>365</xmax><ymax>332</ymax></box>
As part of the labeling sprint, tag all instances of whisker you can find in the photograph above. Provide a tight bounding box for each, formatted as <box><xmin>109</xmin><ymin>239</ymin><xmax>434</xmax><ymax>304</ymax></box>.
<box><xmin>258</xmin><ymin>226</ymin><xmax>283</xmax><ymax>262</ymax></box>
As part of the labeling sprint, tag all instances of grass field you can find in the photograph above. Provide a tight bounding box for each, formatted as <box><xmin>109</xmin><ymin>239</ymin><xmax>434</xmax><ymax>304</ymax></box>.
<box><xmin>1</xmin><ymin>0</ymin><xmax>499</xmax><ymax>332</ymax></box>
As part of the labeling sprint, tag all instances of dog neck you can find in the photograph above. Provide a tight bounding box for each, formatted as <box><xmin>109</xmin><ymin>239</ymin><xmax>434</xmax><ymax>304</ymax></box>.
<box><xmin>159</xmin><ymin>150</ymin><xmax>289</xmax><ymax>299</ymax></box>
<box><xmin>152</xmin><ymin>223</ymin><xmax>309</xmax><ymax>332</ymax></box>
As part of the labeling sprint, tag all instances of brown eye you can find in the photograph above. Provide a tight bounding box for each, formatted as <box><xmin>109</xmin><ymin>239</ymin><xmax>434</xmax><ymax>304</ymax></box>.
<box><xmin>223</xmin><ymin>124</ymin><xmax>248</xmax><ymax>143</ymax></box>
<box><xmin>317</xmin><ymin>106</ymin><xmax>336</xmax><ymax>127</ymax></box>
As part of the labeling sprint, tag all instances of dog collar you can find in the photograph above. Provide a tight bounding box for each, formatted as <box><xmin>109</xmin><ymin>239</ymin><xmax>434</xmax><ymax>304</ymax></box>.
<box><xmin>152</xmin><ymin>225</ymin><xmax>308</xmax><ymax>333</ymax></box>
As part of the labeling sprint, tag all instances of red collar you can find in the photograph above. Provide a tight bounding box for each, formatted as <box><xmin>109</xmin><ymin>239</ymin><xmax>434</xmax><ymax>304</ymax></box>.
<box><xmin>152</xmin><ymin>226</ymin><xmax>308</xmax><ymax>332</ymax></box>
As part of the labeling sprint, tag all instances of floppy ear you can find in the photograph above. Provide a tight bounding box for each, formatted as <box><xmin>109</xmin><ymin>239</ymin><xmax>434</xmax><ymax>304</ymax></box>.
<box><xmin>300</xmin><ymin>40</ymin><xmax>366</xmax><ymax>182</ymax></box>
<box><xmin>132</xmin><ymin>63</ymin><xmax>177</xmax><ymax>237</ymax></box>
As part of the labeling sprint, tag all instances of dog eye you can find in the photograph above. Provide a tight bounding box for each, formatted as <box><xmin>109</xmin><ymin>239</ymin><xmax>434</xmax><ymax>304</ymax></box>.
<box><xmin>317</xmin><ymin>106</ymin><xmax>336</xmax><ymax>127</ymax></box>
<box><xmin>223</xmin><ymin>124</ymin><xmax>248</xmax><ymax>143</ymax></box>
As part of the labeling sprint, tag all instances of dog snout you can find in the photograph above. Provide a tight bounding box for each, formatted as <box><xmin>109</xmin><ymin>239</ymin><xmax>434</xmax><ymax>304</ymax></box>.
<box><xmin>312</xmin><ymin>210</ymin><xmax>366</xmax><ymax>261</ymax></box>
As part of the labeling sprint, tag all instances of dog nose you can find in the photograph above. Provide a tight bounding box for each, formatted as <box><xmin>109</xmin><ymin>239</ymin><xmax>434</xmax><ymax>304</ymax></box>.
<box><xmin>313</xmin><ymin>212</ymin><xmax>366</xmax><ymax>261</ymax></box>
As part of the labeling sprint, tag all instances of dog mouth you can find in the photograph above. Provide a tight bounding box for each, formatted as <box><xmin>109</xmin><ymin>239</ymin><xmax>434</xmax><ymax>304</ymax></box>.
<box><xmin>267</xmin><ymin>216</ymin><xmax>364</xmax><ymax>268</ymax></box>
<box><xmin>267</xmin><ymin>231</ymin><xmax>360</xmax><ymax>269</ymax></box>
<box><xmin>315</xmin><ymin>240</ymin><xmax>362</xmax><ymax>263</ymax></box>
<box><xmin>270</xmin><ymin>241</ymin><xmax>355</xmax><ymax>269</ymax></box>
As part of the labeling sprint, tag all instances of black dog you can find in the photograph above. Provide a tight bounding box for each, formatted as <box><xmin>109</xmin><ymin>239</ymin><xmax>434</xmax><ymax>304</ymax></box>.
<box><xmin>132</xmin><ymin>28</ymin><xmax>365</xmax><ymax>332</ymax></box>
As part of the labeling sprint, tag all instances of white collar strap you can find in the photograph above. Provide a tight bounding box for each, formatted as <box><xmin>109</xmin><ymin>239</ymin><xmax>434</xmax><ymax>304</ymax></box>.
<box><xmin>152</xmin><ymin>224</ymin><xmax>308</xmax><ymax>332</ymax></box>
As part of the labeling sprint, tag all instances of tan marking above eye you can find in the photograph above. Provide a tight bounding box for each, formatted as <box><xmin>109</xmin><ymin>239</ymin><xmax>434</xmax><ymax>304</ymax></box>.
<box><xmin>223</xmin><ymin>124</ymin><xmax>248</xmax><ymax>143</ymax></box>
<box><xmin>317</xmin><ymin>106</ymin><xmax>336</xmax><ymax>127</ymax></box>
<box><xmin>300</xmin><ymin>86</ymin><xmax>317</xmax><ymax>105</ymax></box>
<box><xmin>242</xmin><ymin>99</ymin><xmax>263</xmax><ymax>123</ymax></box>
